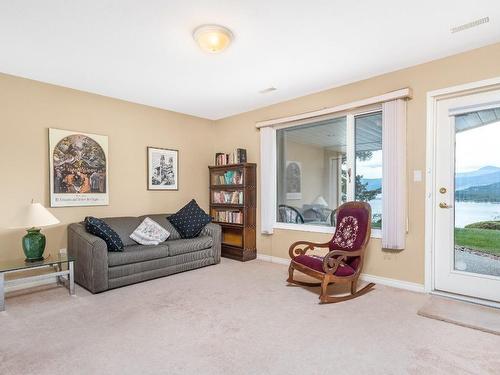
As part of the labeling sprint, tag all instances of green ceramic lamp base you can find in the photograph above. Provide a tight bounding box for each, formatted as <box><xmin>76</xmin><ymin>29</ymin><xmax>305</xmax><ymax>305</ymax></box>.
<box><xmin>22</xmin><ymin>227</ymin><xmax>46</xmax><ymax>262</ymax></box>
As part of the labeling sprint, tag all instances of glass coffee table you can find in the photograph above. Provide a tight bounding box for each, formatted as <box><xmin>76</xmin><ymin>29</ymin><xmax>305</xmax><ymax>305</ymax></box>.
<box><xmin>0</xmin><ymin>254</ymin><xmax>75</xmax><ymax>311</ymax></box>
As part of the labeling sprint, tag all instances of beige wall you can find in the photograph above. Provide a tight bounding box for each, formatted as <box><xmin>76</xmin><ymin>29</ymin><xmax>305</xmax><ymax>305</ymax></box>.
<box><xmin>2</xmin><ymin>43</ymin><xmax>500</xmax><ymax>285</ymax></box>
<box><xmin>213</xmin><ymin>42</ymin><xmax>500</xmax><ymax>285</ymax></box>
<box><xmin>0</xmin><ymin>73</ymin><xmax>215</xmax><ymax>261</ymax></box>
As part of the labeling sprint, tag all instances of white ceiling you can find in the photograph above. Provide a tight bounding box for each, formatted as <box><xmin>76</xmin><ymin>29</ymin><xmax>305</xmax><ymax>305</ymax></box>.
<box><xmin>285</xmin><ymin>112</ymin><xmax>382</xmax><ymax>152</ymax></box>
<box><xmin>1</xmin><ymin>1</ymin><xmax>499</xmax><ymax>120</ymax></box>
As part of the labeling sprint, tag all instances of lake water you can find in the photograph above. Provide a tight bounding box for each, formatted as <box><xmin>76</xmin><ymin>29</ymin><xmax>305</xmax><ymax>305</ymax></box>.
<box><xmin>454</xmin><ymin>201</ymin><xmax>500</xmax><ymax>228</ymax></box>
<box><xmin>367</xmin><ymin>199</ymin><xmax>500</xmax><ymax>228</ymax></box>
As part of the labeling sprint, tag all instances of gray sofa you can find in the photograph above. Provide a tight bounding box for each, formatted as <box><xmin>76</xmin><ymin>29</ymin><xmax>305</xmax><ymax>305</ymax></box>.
<box><xmin>67</xmin><ymin>214</ymin><xmax>221</xmax><ymax>293</ymax></box>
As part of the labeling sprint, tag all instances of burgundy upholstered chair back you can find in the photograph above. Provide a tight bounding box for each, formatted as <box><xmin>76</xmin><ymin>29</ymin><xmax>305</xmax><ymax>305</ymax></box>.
<box><xmin>328</xmin><ymin>202</ymin><xmax>371</xmax><ymax>252</ymax></box>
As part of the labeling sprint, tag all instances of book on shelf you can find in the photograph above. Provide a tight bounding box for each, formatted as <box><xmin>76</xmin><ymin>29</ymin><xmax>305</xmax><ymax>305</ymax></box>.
<box><xmin>212</xmin><ymin>210</ymin><xmax>243</xmax><ymax>224</ymax></box>
<box><xmin>213</xmin><ymin>170</ymin><xmax>243</xmax><ymax>185</ymax></box>
<box><xmin>215</xmin><ymin>148</ymin><xmax>247</xmax><ymax>165</ymax></box>
<box><xmin>215</xmin><ymin>153</ymin><xmax>225</xmax><ymax>165</ymax></box>
<box><xmin>212</xmin><ymin>190</ymin><xmax>244</xmax><ymax>204</ymax></box>
<box><xmin>224</xmin><ymin>170</ymin><xmax>234</xmax><ymax>184</ymax></box>
<box><xmin>237</xmin><ymin>148</ymin><xmax>247</xmax><ymax>163</ymax></box>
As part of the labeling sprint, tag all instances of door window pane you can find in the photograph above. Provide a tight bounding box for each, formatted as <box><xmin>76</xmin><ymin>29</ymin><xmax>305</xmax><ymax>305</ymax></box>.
<box><xmin>276</xmin><ymin>116</ymin><xmax>346</xmax><ymax>226</ymax></box>
<box><xmin>355</xmin><ymin>112</ymin><xmax>382</xmax><ymax>228</ymax></box>
<box><xmin>454</xmin><ymin>108</ymin><xmax>500</xmax><ymax>277</ymax></box>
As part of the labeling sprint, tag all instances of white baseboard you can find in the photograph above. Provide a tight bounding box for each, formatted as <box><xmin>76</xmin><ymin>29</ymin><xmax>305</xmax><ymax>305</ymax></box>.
<box><xmin>5</xmin><ymin>277</ymin><xmax>57</xmax><ymax>293</ymax></box>
<box><xmin>257</xmin><ymin>254</ymin><xmax>425</xmax><ymax>293</ymax></box>
<box><xmin>257</xmin><ymin>254</ymin><xmax>289</xmax><ymax>266</ymax></box>
<box><xmin>359</xmin><ymin>273</ymin><xmax>425</xmax><ymax>293</ymax></box>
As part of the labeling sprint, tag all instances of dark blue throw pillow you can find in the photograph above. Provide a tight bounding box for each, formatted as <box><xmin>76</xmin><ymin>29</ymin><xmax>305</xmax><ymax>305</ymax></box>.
<box><xmin>84</xmin><ymin>216</ymin><xmax>124</xmax><ymax>252</ymax></box>
<box><xmin>168</xmin><ymin>199</ymin><xmax>212</xmax><ymax>239</ymax></box>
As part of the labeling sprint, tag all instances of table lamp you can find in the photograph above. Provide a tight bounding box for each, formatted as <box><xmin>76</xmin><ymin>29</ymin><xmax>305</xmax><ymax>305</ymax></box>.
<box><xmin>12</xmin><ymin>201</ymin><xmax>60</xmax><ymax>262</ymax></box>
<box><xmin>313</xmin><ymin>195</ymin><xmax>329</xmax><ymax>207</ymax></box>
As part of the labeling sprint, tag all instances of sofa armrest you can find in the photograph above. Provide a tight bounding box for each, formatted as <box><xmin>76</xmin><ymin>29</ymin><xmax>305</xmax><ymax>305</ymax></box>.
<box><xmin>67</xmin><ymin>223</ymin><xmax>109</xmax><ymax>293</ymax></box>
<box><xmin>200</xmin><ymin>223</ymin><xmax>221</xmax><ymax>263</ymax></box>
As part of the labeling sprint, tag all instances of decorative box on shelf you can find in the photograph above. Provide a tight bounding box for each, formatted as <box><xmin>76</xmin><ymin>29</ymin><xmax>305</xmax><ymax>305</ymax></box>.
<box><xmin>208</xmin><ymin>163</ymin><xmax>256</xmax><ymax>262</ymax></box>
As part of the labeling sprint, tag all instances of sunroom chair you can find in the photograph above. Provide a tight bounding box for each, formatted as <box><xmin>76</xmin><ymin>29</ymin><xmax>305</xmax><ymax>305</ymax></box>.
<box><xmin>278</xmin><ymin>205</ymin><xmax>304</xmax><ymax>224</ymax></box>
<box><xmin>287</xmin><ymin>201</ymin><xmax>374</xmax><ymax>304</ymax></box>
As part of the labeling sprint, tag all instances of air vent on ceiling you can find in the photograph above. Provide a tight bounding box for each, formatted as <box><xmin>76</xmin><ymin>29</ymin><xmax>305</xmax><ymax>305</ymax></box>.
<box><xmin>451</xmin><ymin>17</ymin><xmax>489</xmax><ymax>33</ymax></box>
<box><xmin>259</xmin><ymin>87</ymin><xmax>277</xmax><ymax>94</ymax></box>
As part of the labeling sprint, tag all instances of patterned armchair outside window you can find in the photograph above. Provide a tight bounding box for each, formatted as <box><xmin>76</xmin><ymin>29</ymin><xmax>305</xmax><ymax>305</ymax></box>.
<box><xmin>278</xmin><ymin>205</ymin><xmax>304</xmax><ymax>224</ymax></box>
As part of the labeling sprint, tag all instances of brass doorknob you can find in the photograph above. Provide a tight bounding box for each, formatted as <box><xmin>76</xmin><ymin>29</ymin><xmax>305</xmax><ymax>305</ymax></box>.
<box><xmin>439</xmin><ymin>202</ymin><xmax>452</xmax><ymax>209</ymax></box>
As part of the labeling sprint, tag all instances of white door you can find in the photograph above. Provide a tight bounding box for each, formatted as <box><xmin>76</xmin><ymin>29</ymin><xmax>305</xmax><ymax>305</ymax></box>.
<box><xmin>434</xmin><ymin>88</ymin><xmax>500</xmax><ymax>303</ymax></box>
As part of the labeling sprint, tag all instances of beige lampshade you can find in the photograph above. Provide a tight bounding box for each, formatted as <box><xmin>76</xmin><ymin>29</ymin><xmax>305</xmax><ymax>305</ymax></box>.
<box><xmin>11</xmin><ymin>202</ymin><xmax>60</xmax><ymax>229</ymax></box>
<box><xmin>313</xmin><ymin>196</ymin><xmax>329</xmax><ymax>207</ymax></box>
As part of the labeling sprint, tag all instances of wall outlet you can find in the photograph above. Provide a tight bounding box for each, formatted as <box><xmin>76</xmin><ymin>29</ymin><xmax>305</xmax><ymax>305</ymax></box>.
<box><xmin>413</xmin><ymin>170</ymin><xmax>422</xmax><ymax>182</ymax></box>
<box><xmin>59</xmin><ymin>248</ymin><xmax>67</xmax><ymax>255</ymax></box>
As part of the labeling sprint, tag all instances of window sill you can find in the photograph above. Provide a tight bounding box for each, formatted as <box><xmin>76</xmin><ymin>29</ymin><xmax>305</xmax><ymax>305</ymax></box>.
<box><xmin>273</xmin><ymin>222</ymin><xmax>382</xmax><ymax>239</ymax></box>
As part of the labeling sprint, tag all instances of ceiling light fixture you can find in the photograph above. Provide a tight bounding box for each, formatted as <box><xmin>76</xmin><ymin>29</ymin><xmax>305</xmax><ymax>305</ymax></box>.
<box><xmin>193</xmin><ymin>24</ymin><xmax>233</xmax><ymax>53</ymax></box>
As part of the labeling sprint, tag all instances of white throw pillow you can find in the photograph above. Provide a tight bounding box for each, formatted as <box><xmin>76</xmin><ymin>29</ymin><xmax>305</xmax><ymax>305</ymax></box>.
<box><xmin>130</xmin><ymin>217</ymin><xmax>170</xmax><ymax>246</ymax></box>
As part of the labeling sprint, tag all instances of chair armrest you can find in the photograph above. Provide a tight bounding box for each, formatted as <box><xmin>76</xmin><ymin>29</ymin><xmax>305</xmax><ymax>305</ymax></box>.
<box><xmin>200</xmin><ymin>223</ymin><xmax>222</xmax><ymax>263</ymax></box>
<box><xmin>289</xmin><ymin>240</ymin><xmax>330</xmax><ymax>259</ymax></box>
<box><xmin>67</xmin><ymin>223</ymin><xmax>109</xmax><ymax>293</ymax></box>
<box><xmin>322</xmin><ymin>249</ymin><xmax>363</xmax><ymax>275</ymax></box>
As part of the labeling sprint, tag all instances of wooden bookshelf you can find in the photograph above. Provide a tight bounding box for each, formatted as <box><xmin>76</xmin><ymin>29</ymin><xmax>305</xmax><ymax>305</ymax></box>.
<box><xmin>209</xmin><ymin>163</ymin><xmax>256</xmax><ymax>262</ymax></box>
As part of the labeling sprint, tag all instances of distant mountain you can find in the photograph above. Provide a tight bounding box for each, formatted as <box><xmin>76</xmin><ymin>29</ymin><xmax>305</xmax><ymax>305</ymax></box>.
<box><xmin>456</xmin><ymin>182</ymin><xmax>500</xmax><ymax>202</ymax></box>
<box><xmin>456</xmin><ymin>166</ymin><xmax>500</xmax><ymax>177</ymax></box>
<box><xmin>359</xmin><ymin>166</ymin><xmax>500</xmax><ymax>194</ymax></box>
<box><xmin>456</xmin><ymin>166</ymin><xmax>500</xmax><ymax>190</ymax></box>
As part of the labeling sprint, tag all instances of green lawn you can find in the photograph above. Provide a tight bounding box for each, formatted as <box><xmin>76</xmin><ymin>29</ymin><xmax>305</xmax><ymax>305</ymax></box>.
<box><xmin>455</xmin><ymin>227</ymin><xmax>500</xmax><ymax>256</ymax></box>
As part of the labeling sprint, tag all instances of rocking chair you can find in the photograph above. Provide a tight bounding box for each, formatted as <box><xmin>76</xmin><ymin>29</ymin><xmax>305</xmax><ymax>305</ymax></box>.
<box><xmin>287</xmin><ymin>201</ymin><xmax>375</xmax><ymax>304</ymax></box>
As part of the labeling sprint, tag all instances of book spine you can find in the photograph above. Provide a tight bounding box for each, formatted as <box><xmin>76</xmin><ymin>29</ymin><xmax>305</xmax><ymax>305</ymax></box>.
<box><xmin>237</xmin><ymin>148</ymin><xmax>247</xmax><ymax>163</ymax></box>
<box><xmin>213</xmin><ymin>210</ymin><xmax>243</xmax><ymax>224</ymax></box>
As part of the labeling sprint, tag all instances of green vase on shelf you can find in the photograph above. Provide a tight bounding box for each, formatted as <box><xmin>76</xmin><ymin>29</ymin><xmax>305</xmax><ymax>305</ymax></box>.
<box><xmin>22</xmin><ymin>228</ymin><xmax>46</xmax><ymax>262</ymax></box>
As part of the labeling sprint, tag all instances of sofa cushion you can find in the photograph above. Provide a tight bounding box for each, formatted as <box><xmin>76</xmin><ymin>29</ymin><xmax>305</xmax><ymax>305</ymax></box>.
<box><xmin>108</xmin><ymin>244</ymin><xmax>169</xmax><ymax>267</ymax></box>
<box><xmin>102</xmin><ymin>217</ymin><xmax>142</xmax><ymax>247</ymax></box>
<box><xmin>108</xmin><ymin>248</ymin><xmax>215</xmax><ymax>281</ymax></box>
<box><xmin>167</xmin><ymin>236</ymin><xmax>213</xmax><ymax>256</ymax></box>
<box><xmin>85</xmin><ymin>216</ymin><xmax>124</xmax><ymax>252</ymax></box>
<box><xmin>130</xmin><ymin>217</ymin><xmax>170</xmax><ymax>245</ymax></box>
<box><xmin>138</xmin><ymin>214</ymin><xmax>181</xmax><ymax>240</ymax></box>
<box><xmin>168</xmin><ymin>199</ymin><xmax>212</xmax><ymax>239</ymax></box>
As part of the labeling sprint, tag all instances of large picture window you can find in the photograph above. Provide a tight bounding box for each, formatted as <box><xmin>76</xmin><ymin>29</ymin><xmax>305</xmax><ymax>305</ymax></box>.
<box><xmin>276</xmin><ymin>111</ymin><xmax>382</xmax><ymax>229</ymax></box>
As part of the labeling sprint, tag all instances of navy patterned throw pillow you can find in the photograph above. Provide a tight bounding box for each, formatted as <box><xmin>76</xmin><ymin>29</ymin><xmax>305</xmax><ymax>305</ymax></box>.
<box><xmin>168</xmin><ymin>199</ymin><xmax>212</xmax><ymax>239</ymax></box>
<box><xmin>84</xmin><ymin>216</ymin><xmax>124</xmax><ymax>252</ymax></box>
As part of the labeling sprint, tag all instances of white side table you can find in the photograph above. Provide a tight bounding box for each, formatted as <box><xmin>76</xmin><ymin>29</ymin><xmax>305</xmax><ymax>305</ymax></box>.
<box><xmin>0</xmin><ymin>254</ymin><xmax>75</xmax><ymax>311</ymax></box>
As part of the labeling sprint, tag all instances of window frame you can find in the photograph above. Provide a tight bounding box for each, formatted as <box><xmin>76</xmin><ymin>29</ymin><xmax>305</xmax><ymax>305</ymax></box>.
<box><xmin>273</xmin><ymin>105</ymin><xmax>383</xmax><ymax>238</ymax></box>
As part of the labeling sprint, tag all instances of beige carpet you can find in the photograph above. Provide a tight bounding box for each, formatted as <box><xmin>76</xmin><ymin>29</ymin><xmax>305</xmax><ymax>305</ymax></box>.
<box><xmin>1</xmin><ymin>259</ymin><xmax>500</xmax><ymax>375</ymax></box>
<box><xmin>418</xmin><ymin>295</ymin><xmax>500</xmax><ymax>336</ymax></box>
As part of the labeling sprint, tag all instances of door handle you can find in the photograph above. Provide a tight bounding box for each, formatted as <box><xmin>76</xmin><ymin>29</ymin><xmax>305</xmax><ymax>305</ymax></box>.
<box><xmin>439</xmin><ymin>202</ymin><xmax>453</xmax><ymax>209</ymax></box>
